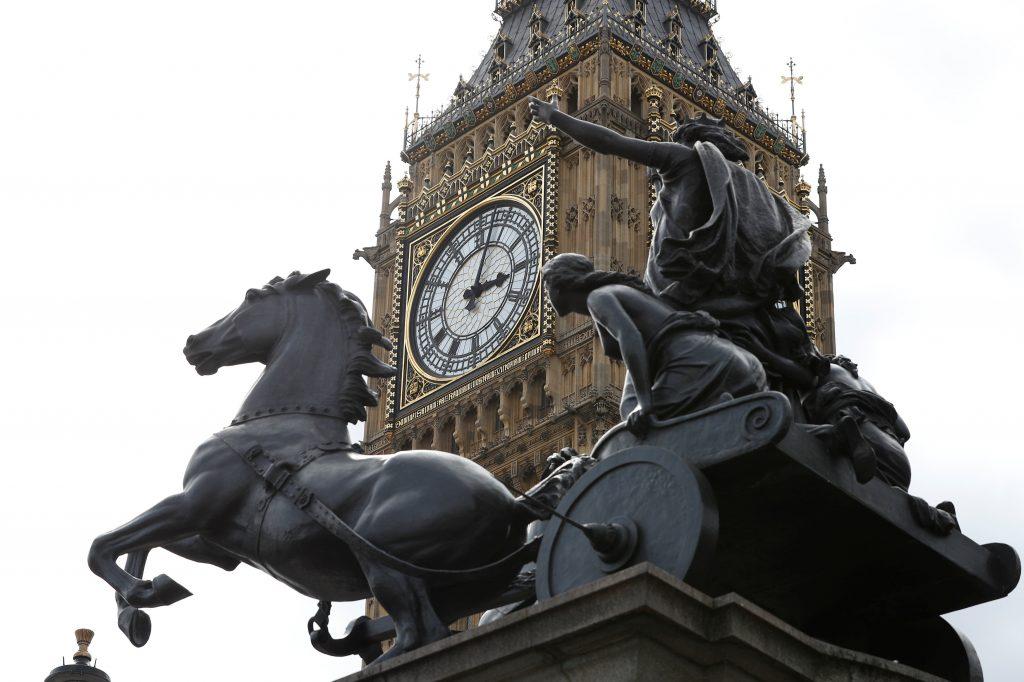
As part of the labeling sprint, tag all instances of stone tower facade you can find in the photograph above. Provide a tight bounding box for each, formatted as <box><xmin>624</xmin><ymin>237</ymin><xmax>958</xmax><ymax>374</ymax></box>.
<box><xmin>354</xmin><ymin>1</ymin><xmax>849</xmax><ymax>625</ymax></box>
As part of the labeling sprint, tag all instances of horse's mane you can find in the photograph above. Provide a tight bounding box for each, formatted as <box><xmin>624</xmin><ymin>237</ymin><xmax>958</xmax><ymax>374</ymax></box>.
<box><xmin>255</xmin><ymin>271</ymin><xmax>396</xmax><ymax>424</ymax></box>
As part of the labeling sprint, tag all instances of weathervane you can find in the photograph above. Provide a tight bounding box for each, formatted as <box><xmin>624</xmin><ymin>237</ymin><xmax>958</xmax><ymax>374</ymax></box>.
<box><xmin>408</xmin><ymin>55</ymin><xmax>430</xmax><ymax>136</ymax></box>
<box><xmin>780</xmin><ymin>57</ymin><xmax>804</xmax><ymax>126</ymax></box>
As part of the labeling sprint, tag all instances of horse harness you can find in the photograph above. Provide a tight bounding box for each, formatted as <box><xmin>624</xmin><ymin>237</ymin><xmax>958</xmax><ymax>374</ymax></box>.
<box><xmin>220</xmin><ymin>437</ymin><xmax>351</xmax><ymax>562</ymax></box>
<box><xmin>213</xmin><ymin>433</ymin><xmax>540</xmax><ymax>586</ymax></box>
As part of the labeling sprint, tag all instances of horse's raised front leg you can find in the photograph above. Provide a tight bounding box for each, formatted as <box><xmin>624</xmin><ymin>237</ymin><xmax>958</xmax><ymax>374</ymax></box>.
<box><xmin>89</xmin><ymin>492</ymin><xmax>197</xmax><ymax>609</ymax></box>
<box><xmin>116</xmin><ymin>550</ymin><xmax>152</xmax><ymax>647</ymax></box>
<box><xmin>116</xmin><ymin>537</ymin><xmax>241</xmax><ymax>647</ymax></box>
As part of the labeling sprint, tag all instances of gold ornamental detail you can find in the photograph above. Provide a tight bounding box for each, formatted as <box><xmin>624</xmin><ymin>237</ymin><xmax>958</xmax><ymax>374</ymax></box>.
<box><xmin>406</xmin><ymin>374</ymin><xmax>424</xmax><ymax>402</ymax></box>
<box><xmin>517</xmin><ymin>313</ymin><xmax>539</xmax><ymax>343</ymax></box>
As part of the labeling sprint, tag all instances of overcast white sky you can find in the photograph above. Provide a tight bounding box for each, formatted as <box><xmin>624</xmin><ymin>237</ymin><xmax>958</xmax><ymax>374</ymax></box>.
<box><xmin>1</xmin><ymin>1</ymin><xmax>1022</xmax><ymax>680</ymax></box>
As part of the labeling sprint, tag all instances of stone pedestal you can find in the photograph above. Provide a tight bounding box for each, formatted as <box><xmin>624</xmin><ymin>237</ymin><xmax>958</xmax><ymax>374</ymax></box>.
<box><xmin>336</xmin><ymin>564</ymin><xmax>939</xmax><ymax>682</ymax></box>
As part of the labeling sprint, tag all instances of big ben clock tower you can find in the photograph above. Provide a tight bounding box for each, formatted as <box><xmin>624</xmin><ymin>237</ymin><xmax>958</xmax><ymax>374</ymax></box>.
<box><xmin>356</xmin><ymin>0</ymin><xmax>849</xmax><ymax>535</ymax></box>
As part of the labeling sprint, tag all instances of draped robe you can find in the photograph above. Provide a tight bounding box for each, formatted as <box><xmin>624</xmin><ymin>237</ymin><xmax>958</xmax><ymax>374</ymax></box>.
<box><xmin>644</xmin><ymin>141</ymin><xmax>812</xmax><ymax>307</ymax></box>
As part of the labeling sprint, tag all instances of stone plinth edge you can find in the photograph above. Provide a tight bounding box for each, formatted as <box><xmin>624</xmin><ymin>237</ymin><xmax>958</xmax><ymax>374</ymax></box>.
<box><xmin>335</xmin><ymin>563</ymin><xmax>940</xmax><ymax>682</ymax></box>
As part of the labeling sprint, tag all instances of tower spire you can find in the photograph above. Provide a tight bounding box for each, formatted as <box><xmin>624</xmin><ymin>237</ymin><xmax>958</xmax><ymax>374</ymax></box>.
<box><xmin>817</xmin><ymin>164</ymin><xmax>829</xmax><ymax>235</ymax></box>
<box><xmin>380</xmin><ymin>162</ymin><xmax>393</xmax><ymax>231</ymax></box>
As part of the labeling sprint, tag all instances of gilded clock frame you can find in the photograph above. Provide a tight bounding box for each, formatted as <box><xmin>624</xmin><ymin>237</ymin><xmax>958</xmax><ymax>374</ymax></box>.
<box><xmin>399</xmin><ymin>163</ymin><xmax>552</xmax><ymax>411</ymax></box>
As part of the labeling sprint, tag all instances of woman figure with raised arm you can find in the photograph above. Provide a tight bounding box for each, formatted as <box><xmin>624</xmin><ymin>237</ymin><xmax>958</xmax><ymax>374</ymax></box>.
<box><xmin>542</xmin><ymin>253</ymin><xmax>766</xmax><ymax>434</ymax></box>
<box><xmin>528</xmin><ymin>96</ymin><xmax>828</xmax><ymax>400</ymax></box>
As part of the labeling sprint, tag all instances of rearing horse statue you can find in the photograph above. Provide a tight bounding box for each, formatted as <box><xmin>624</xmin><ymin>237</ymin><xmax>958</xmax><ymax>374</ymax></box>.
<box><xmin>88</xmin><ymin>269</ymin><xmax>540</xmax><ymax>662</ymax></box>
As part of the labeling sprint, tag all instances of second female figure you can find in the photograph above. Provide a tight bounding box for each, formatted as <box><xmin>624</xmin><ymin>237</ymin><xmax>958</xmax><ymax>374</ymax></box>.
<box><xmin>542</xmin><ymin>254</ymin><xmax>766</xmax><ymax>434</ymax></box>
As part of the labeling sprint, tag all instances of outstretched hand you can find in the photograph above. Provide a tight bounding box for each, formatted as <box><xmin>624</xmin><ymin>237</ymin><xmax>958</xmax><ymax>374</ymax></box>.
<box><xmin>528</xmin><ymin>95</ymin><xmax>558</xmax><ymax>124</ymax></box>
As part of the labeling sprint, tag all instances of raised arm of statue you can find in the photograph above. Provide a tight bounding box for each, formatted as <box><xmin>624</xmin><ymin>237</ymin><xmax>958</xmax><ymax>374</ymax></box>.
<box><xmin>528</xmin><ymin>96</ymin><xmax>695</xmax><ymax>170</ymax></box>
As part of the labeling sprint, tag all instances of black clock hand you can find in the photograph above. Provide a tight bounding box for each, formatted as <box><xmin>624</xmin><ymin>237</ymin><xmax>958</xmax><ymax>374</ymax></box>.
<box><xmin>479</xmin><ymin>272</ymin><xmax>509</xmax><ymax>292</ymax></box>
<box><xmin>463</xmin><ymin>272</ymin><xmax>508</xmax><ymax>299</ymax></box>
<box><xmin>464</xmin><ymin>272</ymin><xmax>509</xmax><ymax>310</ymax></box>
<box><xmin>474</xmin><ymin>211</ymin><xmax>499</xmax><ymax>286</ymax></box>
<box><xmin>465</xmin><ymin>212</ymin><xmax>500</xmax><ymax>310</ymax></box>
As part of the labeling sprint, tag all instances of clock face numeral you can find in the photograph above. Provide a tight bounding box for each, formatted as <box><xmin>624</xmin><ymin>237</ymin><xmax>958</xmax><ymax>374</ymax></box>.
<box><xmin>410</xmin><ymin>200</ymin><xmax>541</xmax><ymax>380</ymax></box>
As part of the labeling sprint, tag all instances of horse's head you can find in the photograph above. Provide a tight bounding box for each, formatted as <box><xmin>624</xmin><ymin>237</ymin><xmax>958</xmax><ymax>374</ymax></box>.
<box><xmin>183</xmin><ymin>270</ymin><xmax>327</xmax><ymax>375</ymax></box>
<box><xmin>184</xmin><ymin>269</ymin><xmax>396</xmax><ymax>423</ymax></box>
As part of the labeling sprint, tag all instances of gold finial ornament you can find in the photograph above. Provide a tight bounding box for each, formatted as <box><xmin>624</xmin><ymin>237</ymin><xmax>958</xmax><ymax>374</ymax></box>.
<box><xmin>544</xmin><ymin>83</ymin><xmax>565</xmax><ymax>107</ymax></box>
<box><xmin>397</xmin><ymin>175</ymin><xmax>412</xmax><ymax>196</ymax></box>
<box><xmin>644</xmin><ymin>85</ymin><xmax>663</xmax><ymax>108</ymax></box>
<box><xmin>795</xmin><ymin>177</ymin><xmax>812</xmax><ymax>200</ymax></box>
<box><xmin>795</xmin><ymin>177</ymin><xmax>813</xmax><ymax>215</ymax></box>
<box><xmin>644</xmin><ymin>85</ymin><xmax>664</xmax><ymax>139</ymax></box>
<box><xmin>73</xmin><ymin>628</ymin><xmax>94</xmax><ymax>662</ymax></box>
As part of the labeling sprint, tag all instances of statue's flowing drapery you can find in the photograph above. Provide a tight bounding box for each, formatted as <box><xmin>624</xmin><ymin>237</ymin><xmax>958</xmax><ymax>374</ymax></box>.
<box><xmin>645</xmin><ymin>141</ymin><xmax>812</xmax><ymax>306</ymax></box>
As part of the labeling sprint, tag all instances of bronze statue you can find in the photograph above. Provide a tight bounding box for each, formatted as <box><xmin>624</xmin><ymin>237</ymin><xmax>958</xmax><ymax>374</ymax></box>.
<box><xmin>528</xmin><ymin>96</ymin><xmax>909</xmax><ymax>487</ymax></box>
<box><xmin>88</xmin><ymin>270</ymin><xmax>547</xmax><ymax>663</ymax></box>
<box><xmin>529</xmin><ymin>96</ymin><xmax>827</xmax><ymax>397</ymax></box>
<box><xmin>80</xmin><ymin>102</ymin><xmax>1015</xmax><ymax>680</ymax></box>
<box><xmin>802</xmin><ymin>355</ymin><xmax>912</xmax><ymax>489</ymax></box>
<box><xmin>542</xmin><ymin>253</ymin><xmax>766</xmax><ymax>435</ymax></box>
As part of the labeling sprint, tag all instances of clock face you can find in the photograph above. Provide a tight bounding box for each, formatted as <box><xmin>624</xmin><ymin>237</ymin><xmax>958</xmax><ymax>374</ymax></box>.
<box><xmin>410</xmin><ymin>200</ymin><xmax>541</xmax><ymax>379</ymax></box>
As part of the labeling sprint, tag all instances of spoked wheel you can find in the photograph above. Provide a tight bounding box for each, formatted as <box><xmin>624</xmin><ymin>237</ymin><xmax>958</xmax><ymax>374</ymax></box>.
<box><xmin>536</xmin><ymin>446</ymin><xmax>718</xmax><ymax>599</ymax></box>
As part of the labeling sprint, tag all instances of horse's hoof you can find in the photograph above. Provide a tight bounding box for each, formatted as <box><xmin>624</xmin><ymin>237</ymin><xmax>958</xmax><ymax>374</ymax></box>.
<box><xmin>118</xmin><ymin>606</ymin><xmax>152</xmax><ymax>647</ymax></box>
<box><xmin>151</xmin><ymin>574</ymin><xmax>193</xmax><ymax>606</ymax></box>
<box><xmin>357</xmin><ymin>641</ymin><xmax>384</xmax><ymax>665</ymax></box>
<box><xmin>371</xmin><ymin>644</ymin><xmax>406</xmax><ymax>665</ymax></box>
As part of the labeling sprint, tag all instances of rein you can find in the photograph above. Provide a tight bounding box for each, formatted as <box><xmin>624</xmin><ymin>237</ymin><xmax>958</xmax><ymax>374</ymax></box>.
<box><xmin>215</xmin><ymin>435</ymin><xmax>539</xmax><ymax>586</ymax></box>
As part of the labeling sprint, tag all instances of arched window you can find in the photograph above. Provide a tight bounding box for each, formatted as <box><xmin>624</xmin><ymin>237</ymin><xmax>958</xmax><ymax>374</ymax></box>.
<box><xmin>462</xmin><ymin>405</ymin><xmax>479</xmax><ymax>451</ymax></box>
<box><xmin>630</xmin><ymin>78</ymin><xmax>643</xmax><ymax>118</ymax></box>
<box><xmin>434</xmin><ymin>417</ymin><xmax>457</xmax><ymax>455</ymax></box>
<box><xmin>458</xmin><ymin>138</ymin><xmax>475</xmax><ymax>169</ymax></box>
<box><xmin>509</xmin><ymin>382</ymin><xmax>524</xmax><ymax>430</ymax></box>
<box><xmin>630</xmin><ymin>0</ymin><xmax>647</xmax><ymax>32</ymax></box>
<box><xmin>754</xmin><ymin>151</ymin><xmax>767</xmax><ymax>181</ymax></box>
<box><xmin>515</xmin><ymin>100</ymin><xmax>531</xmax><ymax>133</ymax></box>
<box><xmin>484</xmin><ymin>394</ymin><xmax>501</xmax><ymax>439</ymax></box>
<box><xmin>566</xmin><ymin>84</ymin><xmax>579</xmax><ymax>115</ymax></box>
<box><xmin>579</xmin><ymin>352</ymin><xmax>593</xmax><ymax>390</ymax></box>
<box><xmin>528</xmin><ymin>372</ymin><xmax>550</xmax><ymax>418</ymax></box>
<box><xmin>480</xmin><ymin>124</ymin><xmax>496</xmax><ymax>153</ymax></box>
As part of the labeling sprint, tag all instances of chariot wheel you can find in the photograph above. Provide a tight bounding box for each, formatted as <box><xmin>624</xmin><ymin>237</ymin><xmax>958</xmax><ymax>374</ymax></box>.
<box><xmin>536</xmin><ymin>446</ymin><xmax>718</xmax><ymax>600</ymax></box>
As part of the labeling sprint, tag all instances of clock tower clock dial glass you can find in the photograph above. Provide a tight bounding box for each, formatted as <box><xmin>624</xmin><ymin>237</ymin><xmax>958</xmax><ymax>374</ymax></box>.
<box><xmin>410</xmin><ymin>200</ymin><xmax>541</xmax><ymax>380</ymax></box>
